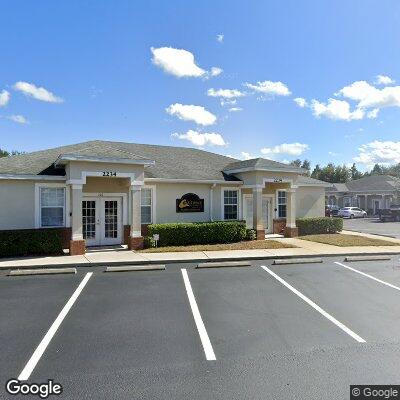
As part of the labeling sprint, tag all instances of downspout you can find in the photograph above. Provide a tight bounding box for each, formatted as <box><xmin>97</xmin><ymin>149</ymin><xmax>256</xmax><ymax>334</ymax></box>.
<box><xmin>210</xmin><ymin>183</ymin><xmax>216</xmax><ymax>221</ymax></box>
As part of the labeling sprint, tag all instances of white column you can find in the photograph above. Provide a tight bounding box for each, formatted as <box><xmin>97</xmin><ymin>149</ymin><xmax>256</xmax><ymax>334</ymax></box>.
<box><xmin>130</xmin><ymin>185</ymin><xmax>142</xmax><ymax>237</ymax></box>
<box><xmin>71</xmin><ymin>184</ymin><xmax>83</xmax><ymax>240</ymax></box>
<box><xmin>286</xmin><ymin>188</ymin><xmax>296</xmax><ymax>228</ymax></box>
<box><xmin>252</xmin><ymin>186</ymin><xmax>264</xmax><ymax>233</ymax></box>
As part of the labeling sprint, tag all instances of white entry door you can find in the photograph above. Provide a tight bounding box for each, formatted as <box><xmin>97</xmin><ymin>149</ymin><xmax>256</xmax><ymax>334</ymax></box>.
<box><xmin>244</xmin><ymin>195</ymin><xmax>272</xmax><ymax>233</ymax></box>
<box><xmin>82</xmin><ymin>197</ymin><xmax>122</xmax><ymax>246</ymax></box>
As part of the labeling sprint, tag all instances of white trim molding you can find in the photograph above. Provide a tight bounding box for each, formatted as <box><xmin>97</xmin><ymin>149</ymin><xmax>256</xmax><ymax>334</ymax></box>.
<box><xmin>67</xmin><ymin>171</ymin><xmax>140</xmax><ymax>186</ymax></box>
<box><xmin>34</xmin><ymin>183</ymin><xmax>70</xmax><ymax>229</ymax></box>
<box><xmin>0</xmin><ymin>174</ymin><xmax>65</xmax><ymax>181</ymax></box>
<box><xmin>55</xmin><ymin>153</ymin><xmax>155</xmax><ymax>167</ymax></box>
<box><xmin>144</xmin><ymin>177</ymin><xmax>243</xmax><ymax>185</ymax></box>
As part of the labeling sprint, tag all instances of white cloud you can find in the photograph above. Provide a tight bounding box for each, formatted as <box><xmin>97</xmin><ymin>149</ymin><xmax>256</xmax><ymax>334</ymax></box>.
<box><xmin>210</xmin><ymin>67</ymin><xmax>223</xmax><ymax>77</ymax></box>
<box><xmin>0</xmin><ymin>90</ymin><xmax>10</xmax><ymax>107</ymax></box>
<box><xmin>7</xmin><ymin>115</ymin><xmax>28</xmax><ymax>124</ymax></box>
<box><xmin>151</xmin><ymin>47</ymin><xmax>222</xmax><ymax>79</ymax></box>
<box><xmin>311</xmin><ymin>98</ymin><xmax>364</xmax><ymax>121</ymax></box>
<box><xmin>337</xmin><ymin>80</ymin><xmax>400</xmax><ymax>110</ymax></box>
<box><xmin>375</xmin><ymin>75</ymin><xmax>395</xmax><ymax>85</ymax></box>
<box><xmin>261</xmin><ymin>142</ymin><xmax>309</xmax><ymax>156</ymax></box>
<box><xmin>207</xmin><ymin>88</ymin><xmax>245</xmax><ymax>99</ymax></box>
<box><xmin>216</xmin><ymin>34</ymin><xmax>224</xmax><ymax>43</ymax></box>
<box><xmin>245</xmin><ymin>80</ymin><xmax>291</xmax><ymax>96</ymax></box>
<box><xmin>13</xmin><ymin>81</ymin><xmax>63</xmax><ymax>103</ymax></box>
<box><xmin>294</xmin><ymin>97</ymin><xmax>307</xmax><ymax>108</ymax></box>
<box><xmin>171</xmin><ymin>130</ymin><xmax>226</xmax><ymax>147</ymax></box>
<box><xmin>240</xmin><ymin>152</ymin><xmax>253</xmax><ymax>160</ymax></box>
<box><xmin>228</xmin><ymin>107</ymin><xmax>243</xmax><ymax>112</ymax></box>
<box><xmin>367</xmin><ymin>108</ymin><xmax>379</xmax><ymax>119</ymax></box>
<box><xmin>166</xmin><ymin>103</ymin><xmax>217</xmax><ymax>126</ymax></box>
<box><xmin>354</xmin><ymin>140</ymin><xmax>400</xmax><ymax>166</ymax></box>
<box><xmin>151</xmin><ymin>47</ymin><xmax>205</xmax><ymax>78</ymax></box>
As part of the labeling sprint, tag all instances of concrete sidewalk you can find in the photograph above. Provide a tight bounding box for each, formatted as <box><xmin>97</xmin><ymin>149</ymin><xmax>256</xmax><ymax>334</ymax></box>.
<box><xmin>1</xmin><ymin>231</ymin><xmax>400</xmax><ymax>269</ymax></box>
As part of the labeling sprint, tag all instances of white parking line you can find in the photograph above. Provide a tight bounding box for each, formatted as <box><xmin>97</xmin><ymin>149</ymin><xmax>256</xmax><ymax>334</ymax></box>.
<box><xmin>260</xmin><ymin>265</ymin><xmax>366</xmax><ymax>343</ymax></box>
<box><xmin>335</xmin><ymin>261</ymin><xmax>400</xmax><ymax>292</ymax></box>
<box><xmin>18</xmin><ymin>272</ymin><xmax>93</xmax><ymax>381</ymax></box>
<box><xmin>181</xmin><ymin>269</ymin><xmax>216</xmax><ymax>361</ymax></box>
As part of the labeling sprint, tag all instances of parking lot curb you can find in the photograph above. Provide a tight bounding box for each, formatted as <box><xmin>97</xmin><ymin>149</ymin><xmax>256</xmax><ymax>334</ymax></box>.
<box><xmin>196</xmin><ymin>261</ymin><xmax>251</xmax><ymax>268</ymax></box>
<box><xmin>273</xmin><ymin>258</ymin><xmax>323</xmax><ymax>265</ymax></box>
<box><xmin>8</xmin><ymin>268</ymin><xmax>77</xmax><ymax>276</ymax></box>
<box><xmin>344</xmin><ymin>255</ymin><xmax>392</xmax><ymax>262</ymax></box>
<box><xmin>1</xmin><ymin>250</ymin><xmax>400</xmax><ymax>271</ymax></box>
<box><xmin>105</xmin><ymin>265</ymin><xmax>165</xmax><ymax>272</ymax></box>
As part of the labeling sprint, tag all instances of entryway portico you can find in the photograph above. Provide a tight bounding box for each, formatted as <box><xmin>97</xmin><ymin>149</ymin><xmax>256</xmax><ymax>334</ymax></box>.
<box><xmin>58</xmin><ymin>153</ymin><xmax>154</xmax><ymax>255</ymax></box>
<box><xmin>222</xmin><ymin>158</ymin><xmax>304</xmax><ymax>240</ymax></box>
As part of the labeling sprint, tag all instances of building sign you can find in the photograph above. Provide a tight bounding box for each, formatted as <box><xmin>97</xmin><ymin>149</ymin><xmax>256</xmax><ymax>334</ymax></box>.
<box><xmin>176</xmin><ymin>193</ymin><xmax>204</xmax><ymax>213</ymax></box>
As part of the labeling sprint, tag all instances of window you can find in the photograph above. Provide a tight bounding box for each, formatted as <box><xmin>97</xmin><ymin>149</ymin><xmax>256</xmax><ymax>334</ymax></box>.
<box><xmin>277</xmin><ymin>190</ymin><xmax>287</xmax><ymax>218</ymax></box>
<box><xmin>223</xmin><ymin>190</ymin><xmax>238</xmax><ymax>220</ymax></box>
<box><xmin>141</xmin><ymin>188</ymin><xmax>152</xmax><ymax>224</ymax></box>
<box><xmin>40</xmin><ymin>187</ymin><xmax>65</xmax><ymax>227</ymax></box>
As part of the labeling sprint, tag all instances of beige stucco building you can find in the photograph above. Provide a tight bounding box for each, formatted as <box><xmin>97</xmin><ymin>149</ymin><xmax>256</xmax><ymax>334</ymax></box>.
<box><xmin>0</xmin><ymin>140</ymin><xmax>329</xmax><ymax>255</ymax></box>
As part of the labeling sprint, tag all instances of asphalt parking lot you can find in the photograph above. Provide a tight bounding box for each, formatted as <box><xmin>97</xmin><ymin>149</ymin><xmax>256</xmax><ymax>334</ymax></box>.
<box><xmin>344</xmin><ymin>217</ymin><xmax>400</xmax><ymax>238</ymax></box>
<box><xmin>2</xmin><ymin>256</ymin><xmax>400</xmax><ymax>399</ymax></box>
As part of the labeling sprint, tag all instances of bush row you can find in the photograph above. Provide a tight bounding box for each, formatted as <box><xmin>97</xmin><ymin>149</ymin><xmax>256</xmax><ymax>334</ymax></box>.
<box><xmin>296</xmin><ymin>217</ymin><xmax>343</xmax><ymax>235</ymax></box>
<box><xmin>0</xmin><ymin>229</ymin><xmax>64</xmax><ymax>258</ymax></box>
<box><xmin>146</xmin><ymin>221</ymin><xmax>247</xmax><ymax>247</ymax></box>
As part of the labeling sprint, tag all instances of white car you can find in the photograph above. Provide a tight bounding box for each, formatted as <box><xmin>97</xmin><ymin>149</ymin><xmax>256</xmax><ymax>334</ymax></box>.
<box><xmin>338</xmin><ymin>207</ymin><xmax>367</xmax><ymax>219</ymax></box>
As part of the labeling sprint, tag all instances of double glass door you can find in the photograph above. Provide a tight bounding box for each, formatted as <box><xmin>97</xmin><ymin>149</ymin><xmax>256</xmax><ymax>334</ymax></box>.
<box><xmin>82</xmin><ymin>197</ymin><xmax>122</xmax><ymax>246</ymax></box>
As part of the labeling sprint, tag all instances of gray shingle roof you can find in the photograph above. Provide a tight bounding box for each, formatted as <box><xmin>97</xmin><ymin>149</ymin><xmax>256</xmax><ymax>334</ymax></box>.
<box><xmin>326</xmin><ymin>175</ymin><xmax>400</xmax><ymax>193</ymax></box>
<box><xmin>223</xmin><ymin>157</ymin><xmax>304</xmax><ymax>173</ymax></box>
<box><xmin>0</xmin><ymin>140</ymin><xmax>240</xmax><ymax>181</ymax></box>
<box><xmin>297</xmin><ymin>175</ymin><xmax>332</xmax><ymax>187</ymax></box>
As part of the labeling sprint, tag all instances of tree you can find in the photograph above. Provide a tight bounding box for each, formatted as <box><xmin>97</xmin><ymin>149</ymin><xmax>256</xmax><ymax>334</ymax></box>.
<box><xmin>350</xmin><ymin>163</ymin><xmax>363</xmax><ymax>180</ymax></box>
<box><xmin>290</xmin><ymin>159</ymin><xmax>302</xmax><ymax>168</ymax></box>
<box><xmin>0</xmin><ymin>149</ymin><xmax>24</xmax><ymax>158</ymax></box>
<box><xmin>311</xmin><ymin>164</ymin><xmax>322</xmax><ymax>180</ymax></box>
<box><xmin>0</xmin><ymin>149</ymin><xmax>9</xmax><ymax>158</ymax></box>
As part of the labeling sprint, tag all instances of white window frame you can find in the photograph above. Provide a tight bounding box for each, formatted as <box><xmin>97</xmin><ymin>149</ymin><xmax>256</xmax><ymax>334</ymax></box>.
<box><xmin>35</xmin><ymin>183</ymin><xmax>70</xmax><ymax>228</ymax></box>
<box><xmin>141</xmin><ymin>185</ymin><xmax>156</xmax><ymax>224</ymax></box>
<box><xmin>276</xmin><ymin>190</ymin><xmax>287</xmax><ymax>219</ymax></box>
<box><xmin>221</xmin><ymin>188</ymin><xmax>240</xmax><ymax>221</ymax></box>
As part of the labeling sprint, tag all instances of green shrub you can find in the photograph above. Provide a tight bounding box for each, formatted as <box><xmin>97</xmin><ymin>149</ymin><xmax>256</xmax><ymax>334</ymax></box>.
<box><xmin>147</xmin><ymin>221</ymin><xmax>247</xmax><ymax>247</ymax></box>
<box><xmin>245</xmin><ymin>229</ymin><xmax>257</xmax><ymax>241</ymax></box>
<box><xmin>143</xmin><ymin>236</ymin><xmax>156</xmax><ymax>249</ymax></box>
<box><xmin>296</xmin><ymin>217</ymin><xmax>343</xmax><ymax>236</ymax></box>
<box><xmin>0</xmin><ymin>229</ymin><xmax>64</xmax><ymax>258</ymax></box>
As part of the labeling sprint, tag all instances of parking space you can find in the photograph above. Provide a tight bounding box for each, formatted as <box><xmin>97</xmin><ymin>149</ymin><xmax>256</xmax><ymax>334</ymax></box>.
<box><xmin>2</xmin><ymin>255</ymin><xmax>400</xmax><ymax>399</ymax></box>
<box><xmin>344</xmin><ymin>217</ymin><xmax>400</xmax><ymax>238</ymax></box>
<box><xmin>0</xmin><ymin>274</ymin><xmax>86</xmax><ymax>383</ymax></box>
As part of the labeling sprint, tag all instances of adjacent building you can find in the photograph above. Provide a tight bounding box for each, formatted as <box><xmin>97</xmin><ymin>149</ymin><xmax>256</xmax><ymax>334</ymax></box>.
<box><xmin>0</xmin><ymin>140</ymin><xmax>329</xmax><ymax>255</ymax></box>
<box><xmin>326</xmin><ymin>174</ymin><xmax>400</xmax><ymax>214</ymax></box>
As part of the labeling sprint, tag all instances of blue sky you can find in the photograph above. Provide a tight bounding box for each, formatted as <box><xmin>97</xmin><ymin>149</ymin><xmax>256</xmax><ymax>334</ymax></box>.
<box><xmin>1</xmin><ymin>0</ymin><xmax>400</xmax><ymax>170</ymax></box>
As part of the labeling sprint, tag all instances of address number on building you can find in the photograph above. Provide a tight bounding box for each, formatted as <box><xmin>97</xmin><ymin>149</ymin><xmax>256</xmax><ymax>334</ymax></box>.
<box><xmin>102</xmin><ymin>171</ymin><xmax>117</xmax><ymax>177</ymax></box>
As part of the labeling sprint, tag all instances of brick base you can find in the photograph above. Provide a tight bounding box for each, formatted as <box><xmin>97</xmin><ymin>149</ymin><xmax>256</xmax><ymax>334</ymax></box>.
<box><xmin>284</xmin><ymin>227</ymin><xmax>299</xmax><ymax>238</ymax></box>
<box><xmin>128</xmin><ymin>236</ymin><xmax>144</xmax><ymax>250</ymax></box>
<box><xmin>273</xmin><ymin>219</ymin><xmax>286</xmax><ymax>235</ymax></box>
<box><xmin>69</xmin><ymin>239</ymin><xmax>86</xmax><ymax>255</ymax></box>
<box><xmin>256</xmin><ymin>229</ymin><xmax>265</xmax><ymax>240</ymax></box>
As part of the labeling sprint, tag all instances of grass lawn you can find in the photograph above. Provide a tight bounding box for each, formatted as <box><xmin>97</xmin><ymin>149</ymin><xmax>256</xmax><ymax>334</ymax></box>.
<box><xmin>139</xmin><ymin>240</ymin><xmax>295</xmax><ymax>253</ymax></box>
<box><xmin>299</xmin><ymin>233</ymin><xmax>398</xmax><ymax>247</ymax></box>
